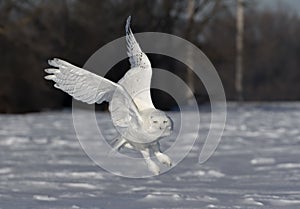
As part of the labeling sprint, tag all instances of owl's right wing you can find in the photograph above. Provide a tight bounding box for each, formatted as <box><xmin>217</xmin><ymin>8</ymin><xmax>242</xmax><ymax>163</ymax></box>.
<box><xmin>118</xmin><ymin>16</ymin><xmax>155</xmax><ymax>111</ymax></box>
<box><xmin>44</xmin><ymin>58</ymin><xmax>142</xmax><ymax>128</ymax></box>
<box><xmin>125</xmin><ymin>16</ymin><xmax>151</xmax><ymax>70</ymax></box>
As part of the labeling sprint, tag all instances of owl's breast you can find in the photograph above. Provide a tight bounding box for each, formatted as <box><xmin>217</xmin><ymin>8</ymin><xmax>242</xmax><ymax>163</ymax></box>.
<box><xmin>121</xmin><ymin>124</ymin><xmax>160</xmax><ymax>144</ymax></box>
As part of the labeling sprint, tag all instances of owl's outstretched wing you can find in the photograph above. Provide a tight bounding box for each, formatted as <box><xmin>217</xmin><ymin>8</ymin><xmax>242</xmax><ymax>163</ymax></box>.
<box><xmin>118</xmin><ymin>16</ymin><xmax>155</xmax><ymax>111</ymax></box>
<box><xmin>125</xmin><ymin>16</ymin><xmax>151</xmax><ymax>70</ymax></box>
<box><xmin>44</xmin><ymin>58</ymin><xmax>142</xmax><ymax>128</ymax></box>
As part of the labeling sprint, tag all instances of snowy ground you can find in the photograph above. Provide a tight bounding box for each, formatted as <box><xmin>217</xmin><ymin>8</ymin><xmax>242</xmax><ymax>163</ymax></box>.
<box><xmin>0</xmin><ymin>103</ymin><xmax>300</xmax><ymax>209</ymax></box>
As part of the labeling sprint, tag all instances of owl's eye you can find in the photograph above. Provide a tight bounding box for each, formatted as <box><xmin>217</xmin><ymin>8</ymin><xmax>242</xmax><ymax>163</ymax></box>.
<box><xmin>153</xmin><ymin>121</ymin><xmax>158</xmax><ymax>123</ymax></box>
<box><xmin>163</xmin><ymin>120</ymin><xmax>168</xmax><ymax>124</ymax></box>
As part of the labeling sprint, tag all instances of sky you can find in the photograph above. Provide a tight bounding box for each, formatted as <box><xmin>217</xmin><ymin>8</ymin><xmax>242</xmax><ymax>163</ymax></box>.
<box><xmin>260</xmin><ymin>0</ymin><xmax>300</xmax><ymax>15</ymax></box>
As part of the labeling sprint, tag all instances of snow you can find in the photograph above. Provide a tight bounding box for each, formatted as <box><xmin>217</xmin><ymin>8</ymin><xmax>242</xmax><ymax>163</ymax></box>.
<box><xmin>33</xmin><ymin>195</ymin><xmax>57</xmax><ymax>201</ymax></box>
<box><xmin>0</xmin><ymin>102</ymin><xmax>300</xmax><ymax>208</ymax></box>
<box><xmin>250</xmin><ymin>157</ymin><xmax>276</xmax><ymax>165</ymax></box>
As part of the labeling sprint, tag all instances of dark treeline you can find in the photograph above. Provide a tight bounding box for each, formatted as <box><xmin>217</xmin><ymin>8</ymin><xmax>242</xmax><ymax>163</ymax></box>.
<box><xmin>0</xmin><ymin>0</ymin><xmax>299</xmax><ymax>113</ymax></box>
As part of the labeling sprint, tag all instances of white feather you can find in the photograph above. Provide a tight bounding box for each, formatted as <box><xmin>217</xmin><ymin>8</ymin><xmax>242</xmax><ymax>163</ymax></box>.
<box><xmin>120</xmin><ymin>16</ymin><xmax>154</xmax><ymax>111</ymax></box>
<box><xmin>45</xmin><ymin>58</ymin><xmax>142</xmax><ymax>128</ymax></box>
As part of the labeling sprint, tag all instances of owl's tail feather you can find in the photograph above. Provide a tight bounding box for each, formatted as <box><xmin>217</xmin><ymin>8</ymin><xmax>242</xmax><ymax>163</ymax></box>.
<box><xmin>108</xmin><ymin>136</ymin><xmax>127</xmax><ymax>156</ymax></box>
<box><xmin>112</xmin><ymin>138</ymin><xmax>127</xmax><ymax>151</ymax></box>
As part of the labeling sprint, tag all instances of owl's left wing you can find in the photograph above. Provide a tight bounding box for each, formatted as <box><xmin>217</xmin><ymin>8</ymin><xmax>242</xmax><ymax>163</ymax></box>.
<box><xmin>118</xmin><ymin>16</ymin><xmax>155</xmax><ymax>111</ymax></box>
<box><xmin>44</xmin><ymin>58</ymin><xmax>142</xmax><ymax>128</ymax></box>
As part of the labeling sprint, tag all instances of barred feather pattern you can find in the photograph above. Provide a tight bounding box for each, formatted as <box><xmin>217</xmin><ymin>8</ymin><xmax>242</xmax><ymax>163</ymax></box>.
<box><xmin>125</xmin><ymin>16</ymin><xmax>151</xmax><ymax>69</ymax></box>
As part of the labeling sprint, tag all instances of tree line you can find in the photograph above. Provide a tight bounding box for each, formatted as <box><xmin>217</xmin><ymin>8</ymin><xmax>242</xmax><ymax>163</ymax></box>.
<box><xmin>0</xmin><ymin>0</ymin><xmax>299</xmax><ymax>113</ymax></box>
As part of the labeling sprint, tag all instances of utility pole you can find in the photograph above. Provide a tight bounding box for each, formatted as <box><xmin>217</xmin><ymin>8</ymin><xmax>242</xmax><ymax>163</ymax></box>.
<box><xmin>235</xmin><ymin>0</ymin><xmax>244</xmax><ymax>101</ymax></box>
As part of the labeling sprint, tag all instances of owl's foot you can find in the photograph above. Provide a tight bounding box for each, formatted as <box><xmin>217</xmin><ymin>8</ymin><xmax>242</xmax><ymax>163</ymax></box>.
<box><xmin>155</xmin><ymin>152</ymin><xmax>172</xmax><ymax>167</ymax></box>
<box><xmin>140</xmin><ymin>148</ymin><xmax>160</xmax><ymax>175</ymax></box>
<box><xmin>147</xmin><ymin>160</ymin><xmax>160</xmax><ymax>175</ymax></box>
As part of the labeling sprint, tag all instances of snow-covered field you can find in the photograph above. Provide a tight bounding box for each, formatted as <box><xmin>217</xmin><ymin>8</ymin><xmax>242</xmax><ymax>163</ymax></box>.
<box><xmin>0</xmin><ymin>103</ymin><xmax>300</xmax><ymax>209</ymax></box>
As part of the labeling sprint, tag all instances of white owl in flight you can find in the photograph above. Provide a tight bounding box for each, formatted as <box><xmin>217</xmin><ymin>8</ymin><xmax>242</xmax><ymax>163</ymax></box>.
<box><xmin>44</xmin><ymin>16</ymin><xmax>173</xmax><ymax>175</ymax></box>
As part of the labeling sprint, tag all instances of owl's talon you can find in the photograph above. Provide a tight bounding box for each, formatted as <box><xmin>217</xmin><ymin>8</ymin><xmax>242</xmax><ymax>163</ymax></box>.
<box><xmin>155</xmin><ymin>152</ymin><xmax>172</xmax><ymax>167</ymax></box>
<box><xmin>147</xmin><ymin>160</ymin><xmax>160</xmax><ymax>175</ymax></box>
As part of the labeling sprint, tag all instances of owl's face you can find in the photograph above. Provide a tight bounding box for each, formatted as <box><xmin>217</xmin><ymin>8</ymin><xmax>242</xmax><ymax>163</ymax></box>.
<box><xmin>147</xmin><ymin>110</ymin><xmax>173</xmax><ymax>137</ymax></box>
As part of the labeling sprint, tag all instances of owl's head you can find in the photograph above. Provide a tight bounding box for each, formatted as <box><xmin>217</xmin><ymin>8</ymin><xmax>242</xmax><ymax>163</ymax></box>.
<box><xmin>146</xmin><ymin>109</ymin><xmax>173</xmax><ymax>137</ymax></box>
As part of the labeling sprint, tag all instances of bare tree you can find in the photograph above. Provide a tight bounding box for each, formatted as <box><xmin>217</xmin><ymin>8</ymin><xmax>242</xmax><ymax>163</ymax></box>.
<box><xmin>185</xmin><ymin>0</ymin><xmax>196</xmax><ymax>104</ymax></box>
<box><xmin>183</xmin><ymin>0</ymin><xmax>224</xmax><ymax>103</ymax></box>
<box><xmin>235</xmin><ymin>0</ymin><xmax>244</xmax><ymax>101</ymax></box>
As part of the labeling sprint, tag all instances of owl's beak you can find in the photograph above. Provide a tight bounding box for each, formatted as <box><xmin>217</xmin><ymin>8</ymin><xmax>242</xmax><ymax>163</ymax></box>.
<box><xmin>161</xmin><ymin>123</ymin><xmax>172</xmax><ymax>136</ymax></box>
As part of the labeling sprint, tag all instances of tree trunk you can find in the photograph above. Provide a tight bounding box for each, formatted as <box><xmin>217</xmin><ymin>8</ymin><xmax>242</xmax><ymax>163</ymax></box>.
<box><xmin>235</xmin><ymin>0</ymin><xmax>244</xmax><ymax>101</ymax></box>
<box><xmin>185</xmin><ymin>0</ymin><xmax>196</xmax><ymax>104</ymax></box>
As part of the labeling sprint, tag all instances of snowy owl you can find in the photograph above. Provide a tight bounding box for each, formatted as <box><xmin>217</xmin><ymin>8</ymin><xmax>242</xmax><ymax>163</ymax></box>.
<box><xmin>44</xmin><ymin>16</ymin><xmax>173</xmax><ymax>175</ymax></box>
